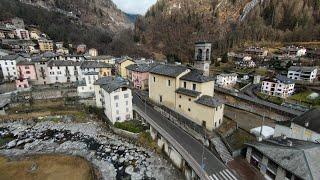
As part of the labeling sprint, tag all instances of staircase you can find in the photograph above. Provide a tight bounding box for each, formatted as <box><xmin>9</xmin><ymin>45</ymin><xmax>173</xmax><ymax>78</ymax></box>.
<box><xmin>211</xmin><ymin>137</ymin><xmax>234</xmax><ymax>164</ymax></box>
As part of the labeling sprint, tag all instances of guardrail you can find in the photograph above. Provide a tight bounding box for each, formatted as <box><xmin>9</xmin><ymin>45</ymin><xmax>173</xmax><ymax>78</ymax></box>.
<box><xmin>133</xmin><ymin>103</ymin><xmax>211</xmax><ymax>180</ymax></box>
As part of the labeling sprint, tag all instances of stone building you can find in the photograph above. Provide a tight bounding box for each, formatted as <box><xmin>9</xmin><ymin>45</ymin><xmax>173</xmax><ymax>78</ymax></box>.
<box><xmin>246</xmin><ymin>137</ymin><xmax>320</xmax><ymax>180</ymax></box>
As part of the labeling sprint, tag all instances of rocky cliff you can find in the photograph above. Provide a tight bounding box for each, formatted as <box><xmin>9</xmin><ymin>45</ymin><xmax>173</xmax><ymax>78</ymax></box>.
<box><xmin>19</xmin><ymin>0</ymin><xmax>133</xmax><ymax>33</ymax></box>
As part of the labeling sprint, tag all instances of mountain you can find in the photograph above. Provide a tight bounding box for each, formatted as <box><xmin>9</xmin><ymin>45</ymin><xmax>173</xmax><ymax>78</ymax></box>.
<box><xmin>19</xmin><ymin>0</ymin><xmax>133</xmax><ymax>33</ymax></box>
<box><xmin>135</xmin><ymin>0</ymin><xmax>320</xmax><ymax>62</ymax></box>
<box><xmin>125</xmin><ymin>13</ymin><xmax>139</xmax><ymax>23</ymax></box>
<box><xmin>0</xmin><ymin>0</ymin><xmax>149</xmax><ymax>57</ymax></box>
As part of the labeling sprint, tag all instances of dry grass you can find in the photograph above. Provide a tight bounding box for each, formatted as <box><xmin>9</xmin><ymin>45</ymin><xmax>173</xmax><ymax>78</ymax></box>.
<box><xmin>1</xmin><ymin>99</ymin><xmax>87</xmax><ymax>122</ymax></box>
<box><xmin>0</xmin><ymin>154</ymin><xmax>97</xmax><ymax>180</ymax></box>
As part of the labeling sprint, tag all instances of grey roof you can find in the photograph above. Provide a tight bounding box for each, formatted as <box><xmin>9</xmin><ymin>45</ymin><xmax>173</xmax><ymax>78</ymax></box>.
<box><xmin>246</xmin><ymin>137</ymin><xmax>320</xmax><ymax>180</ymax></box>
<box><xmin>31</xmin><ymin>56</ymin><xmax>51</xmax><ymax>62</ymax></box>
<box><xmin>47</xmin><ymin>60</ymin><xmax>81</xmax><ymax>67</ymax></box>
<box><xmin>0</xmin><ymin>54</ymin><xmax>20</xmax><ymax>60</ymax></box>
<box><xmin>217</xmin><ymin>73</ymin><xmax>238</xmax><ymax>77</ymax></box>
<box><xmin>276</xmin><ymin>75</ymin><xmax>294</xmax><ymax>84</ymax></box>
<box><xmin>115</xmin><ymin>57</ymin><xmax>134</xmax><ymax>64</ymax></box>
<box><xmin>289</xmin><ymin>66</ymin><xmax>318</xmax><ymax>72</ymax></box>
<box><xmin>81</xmin><ymin>61</ymin><xmax>113</xmax><ymax>69</ymax></box>
<box><xmin>291</xmin><ymin>108</ymin><xmax>320</xmax><ymax>134</ymax></box>
<box><xmin>126</xmin><ymin>63</ymin><xmax>158</xmax><ymax>73</ymax></box>
<box><xmin>17</xmin><ymin>60</ymin><xmax>35</xmax><ymax>65</ymax></box>
<box><xmin>180</xmin><ymin>69</ymin><xmax>215</xmax><ymax>83</ymax></box>
<box><xmin>176</xmin><ymin>88</ymin><xmax>201</xmax><ymax>98</ymax></box>
<box><xmin>195</xmin><ymin>95</ymin><xmax>223</xmax><ymax>108</ymax></box>
<box><xmin>88</xmin><ymin>55</ymin><xmax>113</xmax><ymax>60</ymax></box>
<box><xmin>100</xmin><ymin>78</ymin><xmax>129</xmax><ymax>93</ymax></box>
<box><xmin>149</xmin><ymin>64</ymin><xmax>188</xmax><ymax>78</ymax></box>
<box><xmin>94</xmin><ymin>76</ymin><xmax>114</xmax><ymax>85</ymax></box>
<box><xmin>42</xmin><ymin>52</ymin><xmax>58</xmax><ymax>58</ymax></box>
<box><xmin>84</xmin><ymin>72</ymin><xmax>99</xmax><ymax>75</ymax></box>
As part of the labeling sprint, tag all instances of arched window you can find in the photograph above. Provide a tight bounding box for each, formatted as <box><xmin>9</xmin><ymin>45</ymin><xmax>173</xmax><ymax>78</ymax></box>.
<box><xmin>197</xmin><ymin>49</ymin><xmax>203</xmax><ymax>61</ymax></box>
<box><xmin>206</xmin><ymin>49</ymin><xmax>210</xmax><ymax>61</ymax></box>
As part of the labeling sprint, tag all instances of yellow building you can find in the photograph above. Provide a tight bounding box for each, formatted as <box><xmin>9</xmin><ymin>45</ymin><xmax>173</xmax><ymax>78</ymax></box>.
<box><xmin>38</xmin><ymin>38</ymin><xmax>53</xmax><ymax>52</ymax></box>
<box><xmin>116</xmin><ymin>57</ymin><xmax>134</xmax><ymax>78</ymax></box>
<box><xmin>80</xmin><ymin>61</ymin><xmax>113</xmax><ymax>77</ymax></box>
<box><xmin>149</xmin><ymin>64</ymin><xmax>224</xmax><ymax>131</ymax></box>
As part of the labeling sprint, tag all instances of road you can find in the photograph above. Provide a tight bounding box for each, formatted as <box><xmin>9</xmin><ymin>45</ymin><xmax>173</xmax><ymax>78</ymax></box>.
<box><xmin>215</xmin><ymin>86</ymin><xmax>303</xmax><ymax>116</ymax></box>
<box><xmin>133</xmin><ymin>94</ymin><xmax>238</xmax><ymax>180</ymax></box>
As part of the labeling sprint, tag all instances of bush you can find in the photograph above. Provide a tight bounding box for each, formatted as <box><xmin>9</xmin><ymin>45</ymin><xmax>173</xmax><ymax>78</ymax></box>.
<box><xmin>114</xmin><ymin>120</ymin><xmax>145</xmax><ymax>133</ymax></box>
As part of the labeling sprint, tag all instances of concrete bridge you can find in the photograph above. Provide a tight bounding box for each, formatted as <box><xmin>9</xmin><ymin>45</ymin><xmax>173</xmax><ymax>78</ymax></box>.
<box><xmin>133</xmin><ymin>94</ymin><xmax>238</xmax><ymax>180</ymax></box>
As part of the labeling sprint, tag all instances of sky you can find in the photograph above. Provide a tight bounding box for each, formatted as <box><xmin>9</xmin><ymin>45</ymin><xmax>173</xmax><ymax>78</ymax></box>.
<box><xmin>112</xmin><ymin>0</ymin><xmax>157</xmax><ymax>15</ymax></box>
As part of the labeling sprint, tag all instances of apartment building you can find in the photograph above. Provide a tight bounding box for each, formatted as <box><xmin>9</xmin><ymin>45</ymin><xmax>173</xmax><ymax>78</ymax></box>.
<box><xmin>38</xmin><ymin>38</ymin><xmax>54</xmax><ymax>52</ymax></box>
<box><xmin>80</xmin><ymin>61</ymin><xmax>113</xmax><ymax>78</ymax></box>
<box><xmin>47</xmin><ymin>60</ymin><xmax>82</xmax><ymax>84</ymax></box>
<box><xmin>115</xmin><ymin>57</ymin><xmax>134</xmax><ymax>78</ymax></box>
<box><xmin>96</xmin><ymin>77</ymin><xmax>132</xmax><ymax>124</ymax></box>
<box><xmin>32</xmin><ymin>57</ymin><xmax>50</xmax><ymax>85</ymax></box>
<box><xmin>216</xmin><ymin>73</ymin><xmax>238</xmax><ymax>88</ymax></box>
<box><xmin>77</xmin><ymin>72</ymin><xmax>99</xmax><ymax>97</ymax></box>
<box><xmin>125</xmin><ymin>63</ymin><xmax>157</xmax><ymax>90</ymax></box>
<box><xmin>0</xmin><ymin>54</ymin><xmax>24</xmax><ymax>81</ymax></box>
<box><xmin>261</xmin><ymin>75</ymin><xmax>295</xmax><ymax>99</ymax></box>
<box><xmin>287</xmin><ymin>66</ymin><xmax>318</xmax><ymax>82</ymax></box>
<box><xmin>149</xmin><ymin>64</ymin><xmax>224</xmax><ymax>131</ymax></box>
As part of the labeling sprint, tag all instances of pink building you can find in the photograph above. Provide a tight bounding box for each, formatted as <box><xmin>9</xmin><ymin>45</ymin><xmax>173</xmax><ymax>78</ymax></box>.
<box><xmin>15</xmin><ymin>78</ymin><xmax>30</xmax><ymax>90</ymax></box>
<box><xmin>15</xmin><ymin>61</ymin><xmax>37</xmax><ymax>90</ymax></box>
<box><xmin>126</xmin><ymin>63</ymin><xmax>157</xmax><ymax>90</ymax></box>
<box><xmin>16</xmin><ymin>61</ymin><xmax>37</xmax><ymax>80</ymax></box>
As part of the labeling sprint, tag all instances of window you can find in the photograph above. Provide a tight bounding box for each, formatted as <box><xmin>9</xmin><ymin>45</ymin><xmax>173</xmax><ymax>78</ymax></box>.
<box><xmin>126</xmin><ymin>101</ymin><xmax>128</xmax><ymax>105</ymax></box>
<box><xmin>25</xmin><ymin>66</ymin><xmax>30</xmax><ymax>69</ymax></box>
<box><xmin>179</xmin><ymin>105</ymin><xmax>181</xmax><ymax>108</ymax></box>
<box><xmin>116</xmin><ymin>117</ymin><xmax>120</xmax><ymax>121</ymax></box>
<box><xmin>179</xmin><ymin>95</ymin><xmax>182</xmax><ymax>98</ymax></box>
<box><xmin>126</xmin><ymin>108</ymin><xmax>129</xmax><ymax>112</ymax></box>
<box><xmin>168</xmin><ymin>80</ymin><xmax>171</xmax><ymax>86</ymax></box>
<box><xmin>184</xmin><ymin>81</ymin><xmax>187</xmax><ymax>88</ymax></box>
<box><xmin>116</xmin><ymin>103</ymin><xmax>118</xmax><ymax>107</ymax></box>
<box><xmin>114</xmin><ymin>95</ymin><xmax>119</xmax><ymax>100</ymax></box>
<box><xmin>188</xmin><ymin>108</ymin><xmax>191</xmax><ymax>112</ymax></box>
<box><xmin>193</xmin><ymin>84</ymin><xmax>196</xmax><ymax>91</ymax></box>
<box><xmin>56</xmin><ymin>77</ymin><xmax>58</xmax><ymax>81</ymax></box>
<box><xmin>153</xmin><ymin>77</ymin><xmax>156</xmax><ymax>82</ymax></box>
<box><xmin>124</xmin><ymin>94</ymin><xmax>129</xmax><ymax>98</ymax></box>
<box><xmin>11</xmin><ymin>62</ymin><xmax>13</xmax><ymax>65</ymax></box>
<box><xmin>160</xmin><ymin>95</ymin><xmax>162</xmax><ymax>103</ymax></box>
<box><xmin>116</xmin><ymin>110</ymin><xmax>119</xmax><ymax>115</ymax></box>
<box><xmin>26</xmin><ymin>71</ymin><xmax>30</xmax><ymax>74</ymax></box>
<box><xmin>189</xmin><ymin>98</ymin><xmax>191</xmax><ymax>101</ymax></box>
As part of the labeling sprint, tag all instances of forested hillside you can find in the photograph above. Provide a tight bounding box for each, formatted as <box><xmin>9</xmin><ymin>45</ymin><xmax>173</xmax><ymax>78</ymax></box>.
<box><xmin>135</xmin><ymin>0</ymin><xmax>320</xmax><ymax>62</ymax></box>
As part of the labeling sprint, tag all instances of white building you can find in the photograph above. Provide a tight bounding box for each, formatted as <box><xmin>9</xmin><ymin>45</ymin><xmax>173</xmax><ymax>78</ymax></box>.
<box><xmin>77</xmin><ymin>72</ymin><xmax>99</xmax><ymax>97</ymax></box>
<box><xmin>99</xmin><ymin>77</ymin><xmax>132</xmax><ymax>124</ymax></box>
<box><xmin>14</xmin><ymin>29</ymin><xmax>30</xmax><ymax>40</ymax></box>
<box><xmin>47</xmin><ymin>60</ymin><xmax>81</xmax><ymax>84</ymax></box>
<box><xmin>261</xmin><ymin>75</ymin><xmax>295</xmax><ymax>99</ymax></box>
<box><xmin>284</xmin><ymin>46</ymin><xmax>307</xmax><ymax>57</ymax></box>
<box><xmin>287</xmin><ymin>66</ymin><xmax>318</xmax><ymax>82</ymax></box>
<box><xmin>216</xmin><ymin>73</ymin><xmax>238</xmax><ymax>88</ymax></box>
<box><xmin>274</xmin><ymin>108</ymin><xmax>320</xmax><ymax>143</ymax></box>
<box><xmin>236</xmin><ymin>56</ymin><xmax>256</xmax><ymax>68</ymax></box>
<box><xmin>0</xmin><ymin>55</ymin><xmax>24</xmax><ymax>81</ymax></box>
